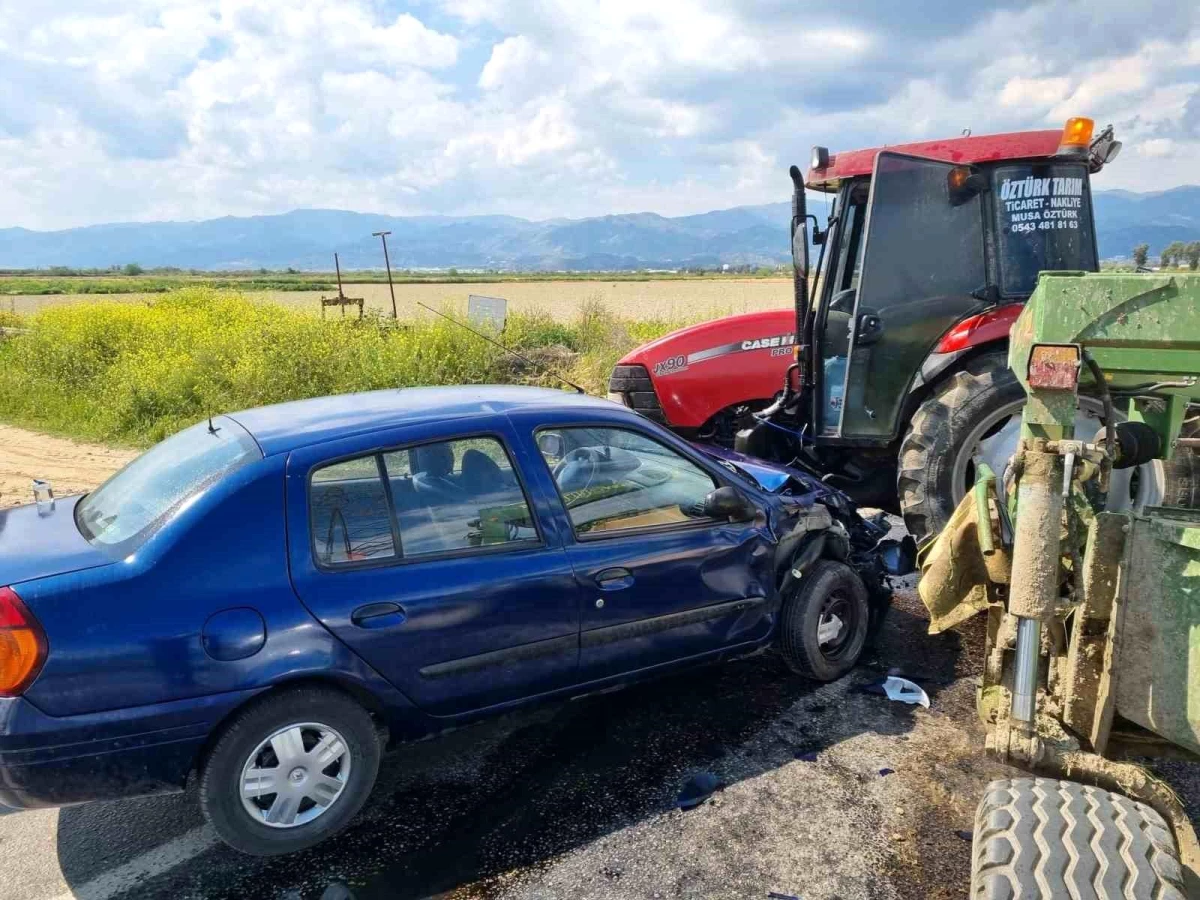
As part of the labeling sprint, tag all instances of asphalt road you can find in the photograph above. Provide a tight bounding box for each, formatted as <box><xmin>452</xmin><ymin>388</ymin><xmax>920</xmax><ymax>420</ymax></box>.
<box><xmin>4</xmin><ymin>592</ymin><xmax>1198</xmax><ymax>900</ymax></box>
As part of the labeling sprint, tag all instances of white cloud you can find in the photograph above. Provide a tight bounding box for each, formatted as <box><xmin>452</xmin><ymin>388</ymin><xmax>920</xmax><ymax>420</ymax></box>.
<box><xmin>0</xmin><ymin>0</ymin><xmax>1198</xmax><ymax>229</ymax></box>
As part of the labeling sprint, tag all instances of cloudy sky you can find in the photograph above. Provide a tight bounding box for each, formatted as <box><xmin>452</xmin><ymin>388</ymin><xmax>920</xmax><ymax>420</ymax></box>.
<box><xmin>1</xmin><ymin>0</ymin><xmax>1198</xmax><ymax>230</ymax></box>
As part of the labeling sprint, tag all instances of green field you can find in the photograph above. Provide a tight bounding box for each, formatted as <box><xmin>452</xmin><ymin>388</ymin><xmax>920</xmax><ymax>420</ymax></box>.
<box><xmin>0</xmin><ymin>287</ymin><xmax>691</xmax><ymax>446</ymax></box>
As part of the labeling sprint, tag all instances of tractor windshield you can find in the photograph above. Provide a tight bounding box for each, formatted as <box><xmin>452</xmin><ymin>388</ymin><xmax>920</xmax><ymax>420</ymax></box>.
<box><xmin>993</xmin><ymin>162</ymin><xmax>1096</xmax><ymax>297</ymax></box>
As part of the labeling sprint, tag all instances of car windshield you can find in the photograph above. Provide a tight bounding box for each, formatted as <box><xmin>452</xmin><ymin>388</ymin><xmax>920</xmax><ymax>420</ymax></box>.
<box><xmin>76</xmin><ymin>416</ymin><xmax>261</xmax><ymax>551</ymax></box>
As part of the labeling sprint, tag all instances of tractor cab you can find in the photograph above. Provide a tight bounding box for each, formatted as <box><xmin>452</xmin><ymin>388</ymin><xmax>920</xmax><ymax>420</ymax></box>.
<box><xmin>610</xmin><ymin>118</ymin><xmax>1131</xmax><ymax>545</ymax></box>
<box><xmin>791</xmin><ymin>120</ymin><xmax>1115</xmax><ymax>446</ymax></box>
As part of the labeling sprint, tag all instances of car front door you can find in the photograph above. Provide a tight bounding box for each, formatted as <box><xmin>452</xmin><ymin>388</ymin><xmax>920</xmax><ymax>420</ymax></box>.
<box><xmin>512</xmin><ymin>412</ymin><xmax>777</xmax><ymax>683</ymax></box>
<box><xmin>286</xmin><ymin>417</ymin><xmax>582</xmax><ymax>717</ymax></box>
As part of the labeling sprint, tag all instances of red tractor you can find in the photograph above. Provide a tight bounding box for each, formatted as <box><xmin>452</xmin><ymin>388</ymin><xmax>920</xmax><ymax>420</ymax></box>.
<box><xmin>607</xmin><ymin>118</ymin><xmax>1150</xmax><ymax>546</ymax></box>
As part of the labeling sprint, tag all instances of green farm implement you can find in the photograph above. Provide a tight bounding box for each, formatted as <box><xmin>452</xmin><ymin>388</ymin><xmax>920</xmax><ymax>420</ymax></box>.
<box><xmin>919</xmin><ymin>272</ymin><xmax>1200</xmax><ymax>898</ymax></box>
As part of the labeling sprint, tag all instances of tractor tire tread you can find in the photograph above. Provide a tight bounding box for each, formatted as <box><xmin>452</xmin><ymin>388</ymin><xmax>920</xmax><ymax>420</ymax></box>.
<box><xmin>970</xmin><ymin>777</ymin><xmax>1186</xmax><ymax>900</ymax></box>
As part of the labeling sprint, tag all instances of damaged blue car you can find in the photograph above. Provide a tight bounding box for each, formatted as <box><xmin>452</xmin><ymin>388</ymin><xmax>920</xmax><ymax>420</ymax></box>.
<box><xmin>0</xmin><ymin>386</ymin><xmax>906</xmax><ymax>855</ymax></box>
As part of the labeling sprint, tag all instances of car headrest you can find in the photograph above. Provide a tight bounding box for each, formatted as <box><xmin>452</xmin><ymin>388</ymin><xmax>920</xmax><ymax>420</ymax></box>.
<box><xmin>460</xmin><ymin>449</ymin><xmax>503</xmax><ymax>492</ymax></box>
<box><xmin>410</xmin><ymin>443</ymin><xmax>454</xmax><ymax>478</ymax></box>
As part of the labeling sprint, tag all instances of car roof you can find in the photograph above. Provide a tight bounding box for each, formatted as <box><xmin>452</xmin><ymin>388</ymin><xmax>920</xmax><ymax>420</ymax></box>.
<box><xmin>228</xmin><ymin>385</ymin><xmax>617</xmax><ymax>456</ymax></box>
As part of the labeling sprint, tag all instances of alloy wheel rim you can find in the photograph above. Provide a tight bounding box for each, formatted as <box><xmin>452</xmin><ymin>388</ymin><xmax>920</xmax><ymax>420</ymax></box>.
<box><xmin>239</xmin><ymin>722</ymin><xmax>352</xmax><ymax>829</ymax></box>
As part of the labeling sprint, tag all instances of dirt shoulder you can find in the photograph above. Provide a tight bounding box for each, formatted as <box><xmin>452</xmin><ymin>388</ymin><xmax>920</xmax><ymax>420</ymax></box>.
<box><xmin>0</xmin><ymin>424</ymin><xmax>133</xmax><ymax>508</ymax></box>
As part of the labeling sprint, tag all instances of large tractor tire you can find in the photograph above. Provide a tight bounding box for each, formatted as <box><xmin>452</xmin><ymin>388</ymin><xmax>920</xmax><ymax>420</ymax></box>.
<box><xmin>971</xmin><ymin>778</ymin><xmax>1186</xmax><ymax>899</ymax></box>
<box><xmin>899</xmin><ymin>360</ymin><xmax>1024</xmax><ymax>547</ymax></box>
<box><xmin>898</xmin><ymin>359</ymin><xmax>1175</xmax><ymax>548</ymax></box>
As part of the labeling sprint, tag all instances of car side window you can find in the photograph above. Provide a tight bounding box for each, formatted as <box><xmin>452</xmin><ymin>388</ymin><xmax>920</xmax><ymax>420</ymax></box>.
<box><xmin>382</xmin><ymin>437</ymin><xmax>538</xmax><ymax>558</ymax></box>
<box><xmin>310</xmin><ymin>458</ymin><xmax>396</xmax><ymax>566</ymax></box>
<box><xmin>537</xmin><ymin>426</ymin><xmax>717</xmax><ymax>535</ymax></box>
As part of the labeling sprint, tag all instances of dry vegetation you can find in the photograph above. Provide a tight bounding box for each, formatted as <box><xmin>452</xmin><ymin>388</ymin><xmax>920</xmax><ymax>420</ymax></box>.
<box><xmin>1</xmin><ymin>278</ymin><xmax>790</xmax><ymax>322</ymax></box>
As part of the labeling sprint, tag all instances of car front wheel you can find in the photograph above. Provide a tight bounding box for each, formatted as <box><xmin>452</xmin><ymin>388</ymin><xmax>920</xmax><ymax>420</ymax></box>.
<box><xmin>199</xmin><ymin>686</ymin><xmax>381</xmax><ymax>856</ymax></box>
<box><xmin>778</xmin><ymin>559</ymin><xmax>870</xmax><ymax>682</ymax></box>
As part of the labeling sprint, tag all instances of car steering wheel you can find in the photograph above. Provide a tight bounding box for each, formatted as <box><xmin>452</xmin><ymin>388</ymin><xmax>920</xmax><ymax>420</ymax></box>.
<box><xmin>552</xmin><ymin>446</ymin><xmax>601</xmax><ymax>491</ymax></box>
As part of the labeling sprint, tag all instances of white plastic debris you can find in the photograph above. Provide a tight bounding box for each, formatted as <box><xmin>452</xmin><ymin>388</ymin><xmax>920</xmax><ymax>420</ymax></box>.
<box><xmin>881</xmin><ymin>676</ymin><xmax>930</xmax><ymax>708</ymax></box>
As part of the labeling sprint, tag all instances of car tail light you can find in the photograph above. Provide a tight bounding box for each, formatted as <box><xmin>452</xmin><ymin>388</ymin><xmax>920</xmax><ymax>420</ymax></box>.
<box><xmin>1027</xmin><ymin>344</ymin><xmax>1081</xmax><ymax>390</ymax></box>
<box><xmin>0</xmin><ymin>587</ymin><xmax>47</xmax><ymax>696</ymax></box>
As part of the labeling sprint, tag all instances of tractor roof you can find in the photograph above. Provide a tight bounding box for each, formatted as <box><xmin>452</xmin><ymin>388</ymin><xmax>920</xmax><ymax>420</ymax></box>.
<box><xmin>806</xmin><ymin>129</ymin><xmax>1063</xmax><ymax>192</ymax></box>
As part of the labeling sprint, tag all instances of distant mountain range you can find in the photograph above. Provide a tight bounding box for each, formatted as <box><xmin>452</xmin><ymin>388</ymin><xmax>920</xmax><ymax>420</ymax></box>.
<box><xmin>1</xmin><ymin>187</ymin><xmax>1196</xmax><ymax>271</ymax></box>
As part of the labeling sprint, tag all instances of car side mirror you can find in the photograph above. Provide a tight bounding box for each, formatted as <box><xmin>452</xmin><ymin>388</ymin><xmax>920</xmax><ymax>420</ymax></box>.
<box><xmin>537</xmin><ymin>431</ymin><xmax>565</xmax><ymax>463</ymax></box>
<box><xmin>703</xmin><ymin>486</ymin><xmax>757</xmax><ymax>522</ymax></box>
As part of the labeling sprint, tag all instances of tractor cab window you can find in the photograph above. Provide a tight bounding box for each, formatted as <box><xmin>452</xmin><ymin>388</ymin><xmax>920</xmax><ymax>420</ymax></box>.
<box><xmin>817</xmin><ymin>184</ymin><xmax>869</xmax><ymax>435</ymax></box>
<box><xmin>993</xmin><ymin>162</ymin><xmax>1096</xmax><ymax>298</ymax></box>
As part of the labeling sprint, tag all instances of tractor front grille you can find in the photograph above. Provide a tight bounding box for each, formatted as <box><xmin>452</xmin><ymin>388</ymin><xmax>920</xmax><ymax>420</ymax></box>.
<box><xmin>607</xmin><ymin>365</ymin><xmax>666</xmax><ymax>423</ymax></box>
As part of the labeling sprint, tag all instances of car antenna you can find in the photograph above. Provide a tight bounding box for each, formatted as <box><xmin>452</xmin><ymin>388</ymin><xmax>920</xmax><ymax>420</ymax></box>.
<box><xmin>415</xmin><ymin>301</ymin><xmax>586</xmax><ymax>394</ymax></box>
<box><xmin>207</xmin><ymin>415</ymin><xmax>219</xmax><ymax>435</ymax></box>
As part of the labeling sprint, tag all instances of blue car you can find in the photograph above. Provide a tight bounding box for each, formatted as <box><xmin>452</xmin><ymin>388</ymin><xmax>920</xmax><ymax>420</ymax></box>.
<box><xmin>0</xmin><ymin>386</ymin><xmax>903</xmax><ymax>855</ymax></box>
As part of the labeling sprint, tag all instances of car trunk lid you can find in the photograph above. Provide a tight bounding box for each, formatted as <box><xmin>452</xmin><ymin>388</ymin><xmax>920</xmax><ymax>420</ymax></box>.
<box><xmin>0</xmin><ymin>497</ymin><xmax>115</xmax><ymax>586</ymax></box>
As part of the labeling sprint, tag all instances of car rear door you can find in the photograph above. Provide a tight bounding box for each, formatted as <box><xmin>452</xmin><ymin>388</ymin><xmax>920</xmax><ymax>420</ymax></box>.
<box><xmin>510</xmin><ymin>410</ymin><xmax>776</xmax><ymax>683</ymax></box>
<box><xmin>286</xmin><ymin>416</ymin><xmax>582</xmax><ymax>717</ymax></box>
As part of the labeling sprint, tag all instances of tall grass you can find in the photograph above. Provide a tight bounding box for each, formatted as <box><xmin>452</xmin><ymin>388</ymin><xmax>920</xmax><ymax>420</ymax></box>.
<box><xmin>0</xmin><ymin>288</ymin><xmax>686</xmax><ymax>446</ymax></box>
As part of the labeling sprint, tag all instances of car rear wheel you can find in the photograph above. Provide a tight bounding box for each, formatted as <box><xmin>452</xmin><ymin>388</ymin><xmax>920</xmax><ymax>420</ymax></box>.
<box><xmin>778</xmin><ymin>560</ymin><xmax>870</xmax><ymax>681</ymax></box>
<box><xmin>199</xmin><ymin>686</ymin><xmax>381</xmax><ymax>856</ymax></box>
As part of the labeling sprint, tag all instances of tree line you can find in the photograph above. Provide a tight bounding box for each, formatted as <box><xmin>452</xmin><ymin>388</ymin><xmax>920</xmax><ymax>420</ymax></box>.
<box><xmin>1132</xmin><ymin>242</ymin><xmax>1200</xmax><ymax>269</ymax></box>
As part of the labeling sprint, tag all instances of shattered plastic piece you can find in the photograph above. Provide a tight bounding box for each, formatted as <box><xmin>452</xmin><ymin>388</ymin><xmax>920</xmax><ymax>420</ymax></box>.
<box><xmin>768</xmin><ymin>893</ymin><xmax>801</xmax><ymax>900</ymax></box>
<box><xmin>677</xmin><ymin>772</ymin><xmax>722</xmax><ymax>809</ymax></box>
<box><xmin>860</xmin><ymin>675</ymin><xmax>931</xmax><ymax>708</ymax></box>
<box><xmin>879</xmin><ymin>767</ymin><xmax>895</xmax><ymax>776</ymax></box>
<box><xmin>954</xmin><ymin>829</ymin><xmax>973</xmax><ymax>842</ymax></box>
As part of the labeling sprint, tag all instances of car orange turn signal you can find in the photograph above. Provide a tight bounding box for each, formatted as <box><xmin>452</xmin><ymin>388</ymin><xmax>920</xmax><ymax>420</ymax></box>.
<box><xmin>0</xmin><ymin>587</ymin><xmax>47</xmax><ymax>696</ymax></box>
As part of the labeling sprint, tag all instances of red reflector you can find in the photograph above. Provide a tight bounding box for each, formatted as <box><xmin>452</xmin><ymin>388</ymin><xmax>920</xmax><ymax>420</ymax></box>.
<box><xmin>0</xmin><ymin>587</ymin><xmax>31</xmax><ymax>628</ymax></box>
<box><xmin>1028</xmin><ymin>344</ymin><xmax>1081</xmax><ymax>390</ymax></box>
<box><xmin>0</xmin><ymin>587</ymin><xmax>47</xmax><ymax>696</ymax></box>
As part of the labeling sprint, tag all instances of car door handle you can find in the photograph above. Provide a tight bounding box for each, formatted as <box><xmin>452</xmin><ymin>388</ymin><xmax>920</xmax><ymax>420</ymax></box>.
<box><xmin>594</xmin><ymin>567</ymin><xmax>635</xmax><ymax>591</ymax></box>
<box><xmin>351</xmin><ymin>602</ymin><xmax>407</xmax><ymax>629</ymax></box>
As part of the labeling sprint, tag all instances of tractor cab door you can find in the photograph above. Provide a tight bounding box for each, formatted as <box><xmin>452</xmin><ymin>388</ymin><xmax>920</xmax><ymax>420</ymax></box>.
<box><xmin>826</xmin><ymin>151</ymin><xmax>989</xmax><ymax>441</ymax></box>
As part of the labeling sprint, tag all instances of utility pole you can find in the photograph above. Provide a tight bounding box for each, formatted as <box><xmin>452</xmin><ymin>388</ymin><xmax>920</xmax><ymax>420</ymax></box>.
<box><xmin>372</xmin><ymin>230</ymin><xmax>397</xmax><ymax>318</ymax></box>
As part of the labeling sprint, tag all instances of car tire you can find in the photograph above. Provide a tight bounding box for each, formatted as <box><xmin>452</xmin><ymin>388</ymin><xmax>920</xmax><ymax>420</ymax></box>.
<box><xmin>199</xmin><ymin>686</ymin><xmax>381</xmax><ymax>856</ymax></box>
<box><xmin>778</xmin><ymin>559</ymin><xmax>869</xmax><ymax>682</ymax></box>
<box><xmin>971</xmin><ymin>777</ymin><xmax>1186</xmax><ymax>899</ymax></box>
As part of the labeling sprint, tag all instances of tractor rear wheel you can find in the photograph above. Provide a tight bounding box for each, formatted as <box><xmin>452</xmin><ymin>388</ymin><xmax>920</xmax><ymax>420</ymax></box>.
<box><xmin>971</xmin><ymin>778</ymin><xmax>1186</xmax><ymax>899</ymax></box>
<box><xmin>898</xmin><ymin>359</ymin><xmax>1168</xmax><ymax>548</ymax></box>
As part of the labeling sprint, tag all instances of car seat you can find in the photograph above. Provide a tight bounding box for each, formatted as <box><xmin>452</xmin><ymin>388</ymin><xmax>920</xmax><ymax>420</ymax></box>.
<box><xmin>460</xmin><ymin>449</ymin><xmax>504</xmax><ymax>495</ymax></box>
<box><xmin>410</xmin><ymin>444</ymin><xmax>462</xmax><ymax>503</ymax></box>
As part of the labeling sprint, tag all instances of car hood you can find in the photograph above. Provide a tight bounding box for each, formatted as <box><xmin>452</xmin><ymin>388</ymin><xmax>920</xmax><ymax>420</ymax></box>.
<box><xmin>0</xmin><ymin>496</ymin><xmax>115</xmax><ymax>586</ymax></box>
<box><xmin>696</xmin><ymin>444</ymin><xmax>832</xmax><ymax>498</ymax></box>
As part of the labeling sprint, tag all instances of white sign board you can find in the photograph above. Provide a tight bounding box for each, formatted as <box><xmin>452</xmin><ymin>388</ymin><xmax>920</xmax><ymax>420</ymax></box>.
<box><xmin>468</xmin><ymin>294</ymin><xmax>508</xmax><ymax>332</ymax></box>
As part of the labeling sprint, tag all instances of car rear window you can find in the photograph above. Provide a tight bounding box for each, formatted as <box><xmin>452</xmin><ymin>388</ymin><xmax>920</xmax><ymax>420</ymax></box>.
<box><xmin>308</xmin><ymin>436</ymin><xmax>539</xmax><ymax>568</ymax></box>
<box><xmin>76</xmin><ymin>417</ymin><xmax>261</xmax><ymax>552</ymax></box>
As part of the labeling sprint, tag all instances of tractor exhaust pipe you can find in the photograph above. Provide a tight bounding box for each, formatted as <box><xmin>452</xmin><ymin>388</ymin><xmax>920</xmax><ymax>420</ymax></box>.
<box><xmin>788</xmin><ymin>165</ymin><xmax>810</xmax><ymax>397</ymax></box>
